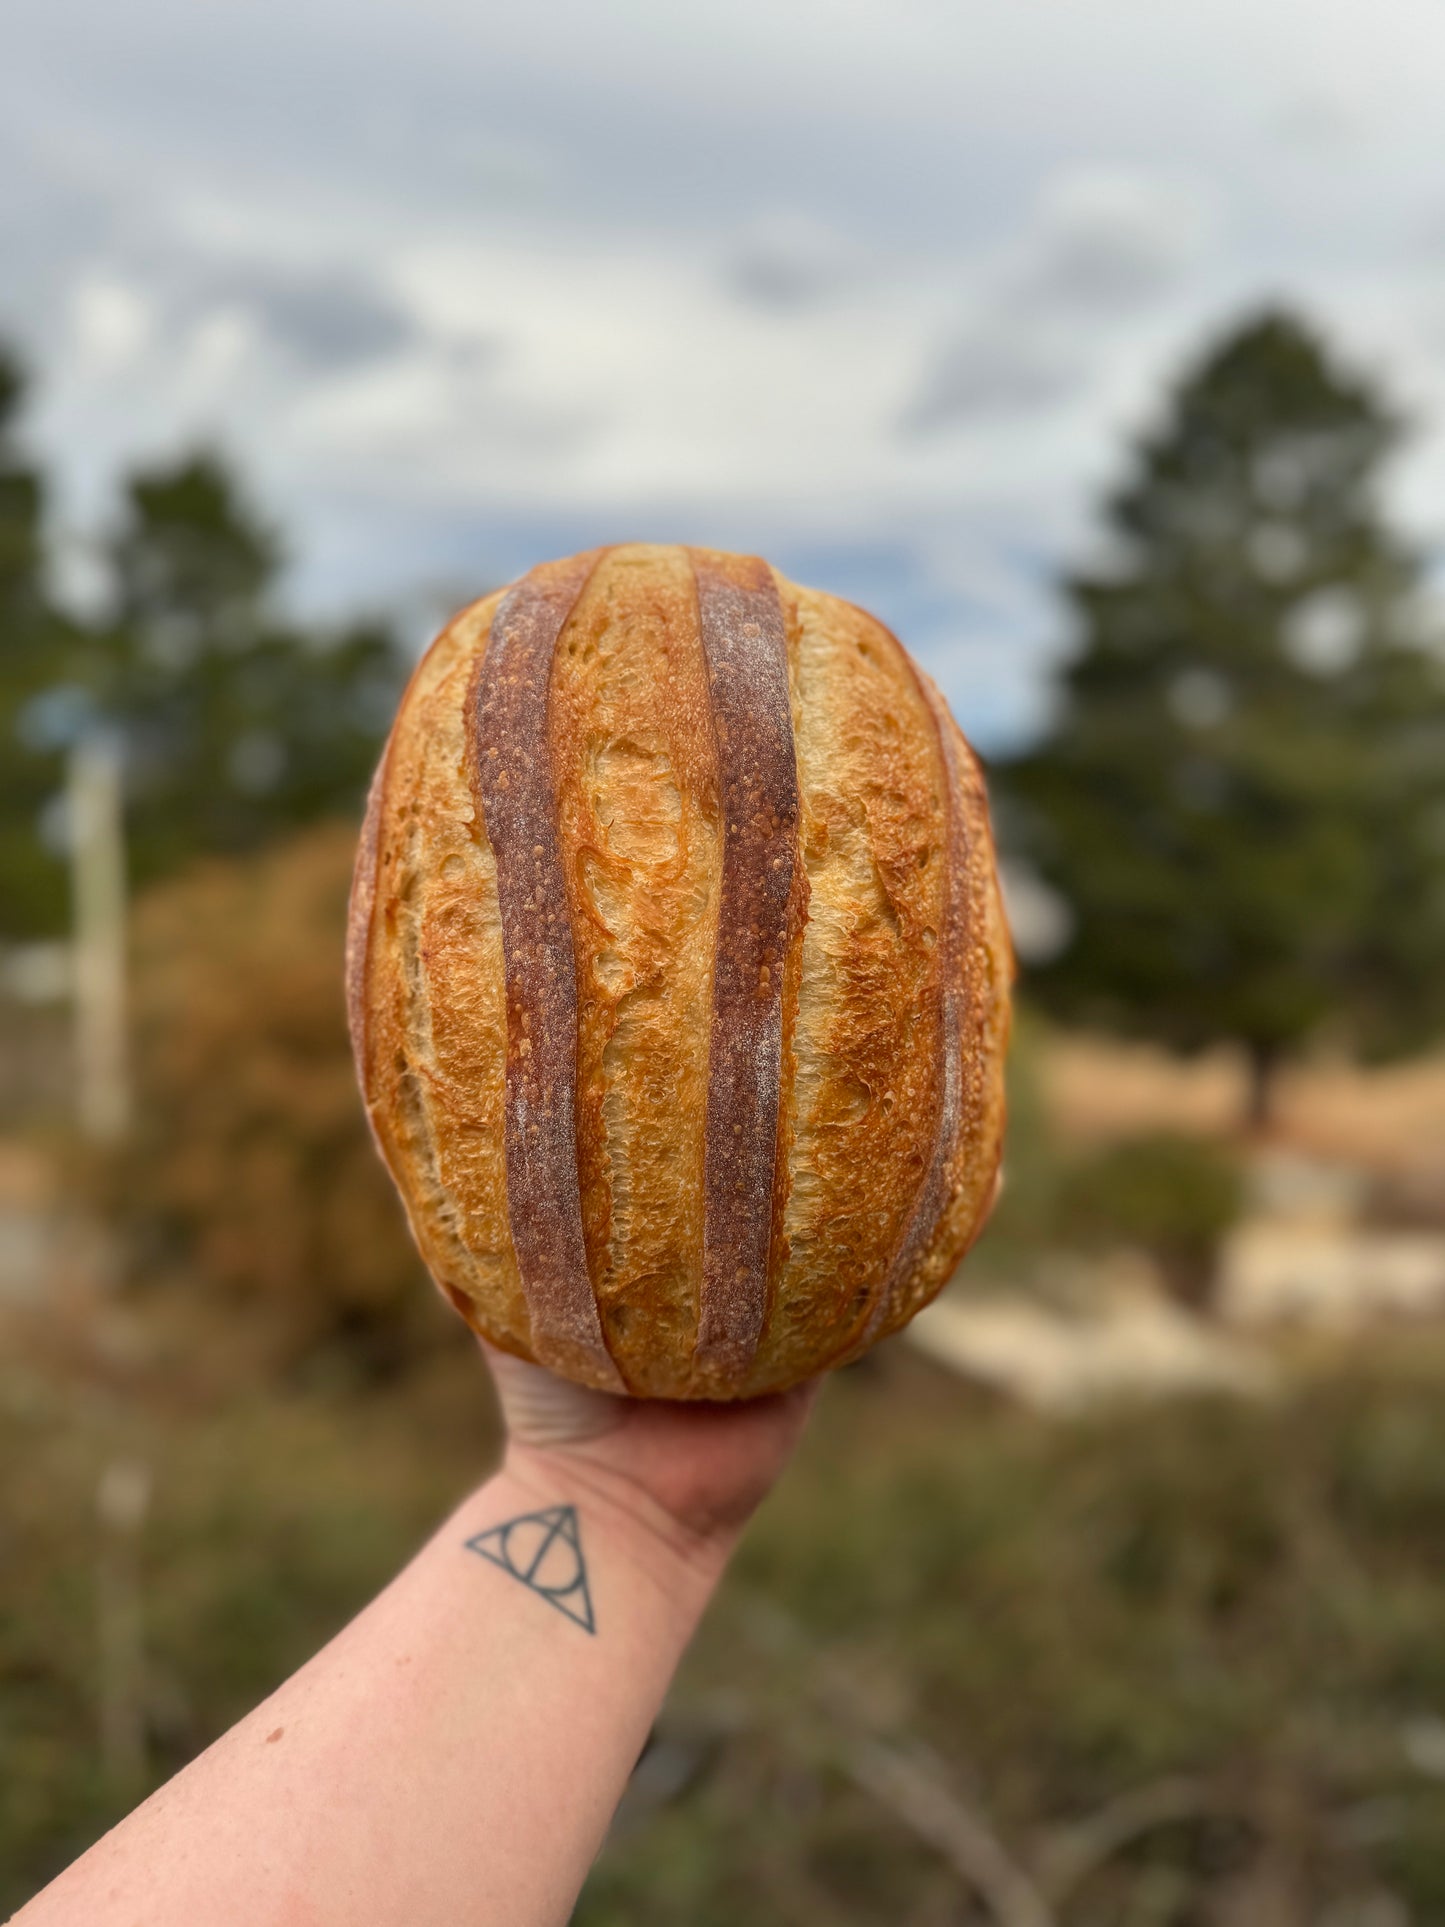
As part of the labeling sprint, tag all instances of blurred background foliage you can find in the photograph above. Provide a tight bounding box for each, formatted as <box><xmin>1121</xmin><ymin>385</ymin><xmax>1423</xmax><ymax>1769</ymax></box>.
<box><xmin>3</xmin><ymin>293</ymin><xmax>1445</xmax><ymax>1924</ymax></box>
<box><xmin>0</xmin><ymin>351</ymin><xmax>66</xmax><ymax>941</ymax></box>
<box><xmin>98</xmin><ymin>823</ymin><xmax>436</xmax><ymax>1368</ymax></box>
<box><xmin>0</xmin><ymin>349</ymin><xmax>404</xmax><ymax>943</ymax></box>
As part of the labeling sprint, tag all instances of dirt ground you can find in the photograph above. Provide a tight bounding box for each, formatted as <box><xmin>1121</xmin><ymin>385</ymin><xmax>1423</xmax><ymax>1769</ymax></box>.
<box><xmin>1045</xmin><ymin>1033</ymin><xmax>1445</xmax><ymax>1184</ymax></box>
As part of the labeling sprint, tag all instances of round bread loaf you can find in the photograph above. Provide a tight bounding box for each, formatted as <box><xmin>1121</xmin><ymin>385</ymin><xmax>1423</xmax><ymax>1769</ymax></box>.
<box><xmin>347</xmin><ymin>545</ymin><xmax>1012</xmax><ymax>1398</ymax></box>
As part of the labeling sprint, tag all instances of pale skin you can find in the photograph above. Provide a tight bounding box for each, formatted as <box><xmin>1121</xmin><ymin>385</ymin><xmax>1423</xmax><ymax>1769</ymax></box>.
<box><xmin>15</xmin><ymin>1347</ymin><xmax>816</xmax><ymax>1927</ymax></box>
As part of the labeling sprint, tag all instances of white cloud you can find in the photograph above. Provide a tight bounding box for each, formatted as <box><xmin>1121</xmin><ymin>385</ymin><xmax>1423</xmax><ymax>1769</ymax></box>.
<box><xmin>1272</xmin><ymin>91</ymin><xmax>1364</xmax><ymax>154</ymax></box>
<box><xmin>899</xmin><ymin>167</ymin><xmax>1215</xmax><ymax>437</ymax></box>
<box><xmin>204</xmin><ymin>267</ymin><xmax>418</xmax><ymax>370</ymax></box>
<box><xmin>69</xmin><ymin>276</ymin><xmax>153</xmax><ymax>373</ymax></box>
<box><xmin>903</xmin><ymin>325</ymin><xmax>1083</xmax><ymax>432</ymax></box>
<box><xmin>1019</xmin><ymin>169</ymin><xmax>1217</xmax><ymax>314</ymax></box>
<box><xmin>725</xmin><ymin>213</ymin><xmax>867</xmax><ymax>310</ymax></box>
<box><xmin>9</xmin><ymin>0</ymin><xmax>1445</xmax><ymax>743</ymax></box>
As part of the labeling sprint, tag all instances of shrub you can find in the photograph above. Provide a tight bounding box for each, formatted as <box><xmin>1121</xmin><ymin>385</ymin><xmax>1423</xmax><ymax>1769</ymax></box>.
<box><xmin>105</xmin><ymin>822</ymin><xmax>440</xmax><ymax>1364</ymax></box>
<box><xmin>1054</xmin><ymin>1131</ymin><xmax>1244</xmax><ymax>1302</ymax></box>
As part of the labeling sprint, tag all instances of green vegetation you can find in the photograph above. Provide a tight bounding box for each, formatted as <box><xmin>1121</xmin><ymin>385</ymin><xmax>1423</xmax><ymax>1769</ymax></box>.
<box><xmin>1005</xmin><ymin>311</ymin><xmax>1445</xmax><ymax>1122</ymax></box>
<box><xmin>0</xmin><ymin>348</ymin><xmax>70</xmax><ymax>938</ymax></box>
<box><xmin>595</xmin><ymin>1347</ymin><xmax>1445</xmax><ymax>1921</ymax></box>
<box><xmin>1052</xmin><ymin>1133</ymin><xmax>1243</xmax><ymax>1302</ymax></box>
<box><xmin>970</xmin><ymin>1019</ymin><xmax>1245</xmax><ymax>1301</ymax></box>
<box><xmin>94</xmin><ymin>455</ymin><xmax>401</xmax><ymax>899</ymax></box>
<box><xmin>0</xmin><ymin>357</ymin><xmax>404</xmax><ymax>941</ymax></box>
<box><xmin>8</xmin><ymin>1339</ymin><xmax>1445</xmax><ymax>1921</ymax></box>
<box><xmin>0</xmin><ymin>1339</ymin><xmax>489</xmax><ymax>1910</ymax></box>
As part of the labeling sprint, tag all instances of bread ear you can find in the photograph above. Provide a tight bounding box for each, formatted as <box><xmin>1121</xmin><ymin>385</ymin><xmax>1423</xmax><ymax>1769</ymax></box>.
<box><xmin>344</xmin><ymin>749</ymin><xmax>387</xmax><ymax>1138</ymax></box>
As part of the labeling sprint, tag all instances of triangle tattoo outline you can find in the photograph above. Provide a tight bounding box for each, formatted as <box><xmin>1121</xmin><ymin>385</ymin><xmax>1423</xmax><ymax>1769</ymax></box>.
<box><xmin>465</xmin><ymin>1504</ymin><xmax>596</xmax><ymax>1633</ymax></box>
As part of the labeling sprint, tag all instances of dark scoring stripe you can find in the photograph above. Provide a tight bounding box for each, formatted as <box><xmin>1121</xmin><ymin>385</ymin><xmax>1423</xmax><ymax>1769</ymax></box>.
<box><xmin>692</xmin><ymin>552</ymin><xmax>802</xmax><ymax>1380</ymax></box>
<box><xmin>470</xmin><ymin>554</ymin><xmax>624</xmax><ymax>1390</ymax></box>
<box><xmin>836</xmin><ymin>667</ymin><xmax>970</xmax><ymax>1361</ymax></box>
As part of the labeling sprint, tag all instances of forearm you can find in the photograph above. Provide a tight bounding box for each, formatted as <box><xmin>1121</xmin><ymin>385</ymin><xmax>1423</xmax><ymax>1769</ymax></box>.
<box><xmin>18</xmin><ymin>1448</ymin><xmax>730</xmax><ymax>1927</ymax></box>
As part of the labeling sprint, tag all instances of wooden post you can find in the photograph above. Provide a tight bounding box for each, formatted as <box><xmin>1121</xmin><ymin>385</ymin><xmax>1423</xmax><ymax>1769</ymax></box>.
<box><xmin>69</xmin><ymin>734</ymin><xmax>130</xmax><ymax>1143</ymax></box>
<box><xmin>96</xmin><ymin>1457</ymin><xmax>152</xmax><ymax>1787</ymax></box>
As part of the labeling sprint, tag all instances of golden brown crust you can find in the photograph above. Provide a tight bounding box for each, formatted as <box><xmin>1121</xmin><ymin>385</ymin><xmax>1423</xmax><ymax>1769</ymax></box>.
<box><xmin>351</xmin><ymin>545</ymin><xmax>1011</xmax><ymax>1397</ymax></box>
<box><xmin>827</xmin><ymin>662</ymin><xmax>978</xmax><ymax>1366</ymax></box>
<box><xmin>743</xmin><ymin>588</ymin><xmax>948</xmax><ymax>1394</ymax></box>
<box><xmin>872</xmin><ymin>715</ymin><xmax>1013</xmax><ymax>1337</ymax></box>
<box><xmin>551</xmin><ymin>546</ymin><xmax>719</xmax><ymax>1396</ymax></box>
<box><xmin>357</xmin><ymin>597</ymin><xmax>528</xmax><ymax>1344</ymax></box>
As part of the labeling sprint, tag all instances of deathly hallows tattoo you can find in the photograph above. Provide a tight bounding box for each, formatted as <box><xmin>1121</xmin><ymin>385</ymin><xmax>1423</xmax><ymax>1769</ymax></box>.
<box><xmin>464</xmin><ymin>1504</ymin><xmax>596</xmax><ymax>1633</ymax></box>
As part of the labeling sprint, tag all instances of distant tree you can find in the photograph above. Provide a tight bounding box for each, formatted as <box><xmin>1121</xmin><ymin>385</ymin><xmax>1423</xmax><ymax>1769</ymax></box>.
<box><xmin>0</xmin><ymin>350</ymin><xmax>72</xmax><ymax>938</ymax></box>
<box><xmin>91</xmin><ymin>453</ymin><xmax>404</xmax><ymax>895</ymax></box>
<box><xmin>1003</xmin><ymin>310</ymin><xmax>1445</xmax><ymax>1124</ymax></box>
<box><xmin>0</xmin><ymin>412</ymin><xmax>407</xmax><ymax>939</ymax></box>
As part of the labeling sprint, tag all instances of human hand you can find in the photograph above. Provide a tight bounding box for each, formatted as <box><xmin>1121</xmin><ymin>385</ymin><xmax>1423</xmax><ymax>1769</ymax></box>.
<box><xmin>483</xmin><ymin>1344</ymin><xmax>817</xmax><ymax>1574</ymax></box>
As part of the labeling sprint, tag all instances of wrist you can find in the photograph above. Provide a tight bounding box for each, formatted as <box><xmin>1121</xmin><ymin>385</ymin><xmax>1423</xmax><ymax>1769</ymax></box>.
<box><xmin>498</xmin><ymin>1440</ymin><xmax>738</xmax><ymax>1605</ymax></box>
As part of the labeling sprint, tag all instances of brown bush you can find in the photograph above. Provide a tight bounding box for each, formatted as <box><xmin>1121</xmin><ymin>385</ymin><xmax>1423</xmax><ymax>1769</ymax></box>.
<box><xmin>111</xmin><ymin>822</ymin><xmax>440</xmax><ymax>1363</ymax></box>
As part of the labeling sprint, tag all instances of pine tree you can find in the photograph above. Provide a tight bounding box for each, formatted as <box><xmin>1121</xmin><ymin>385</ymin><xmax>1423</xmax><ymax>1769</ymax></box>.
<box><xmin>0</xmin><ymin>351</ymin><xmax>71</xmax><ymax>938</ymax></box>
<box><xmin>94</xmin><ymin>452</ymin><xmax>404</xmax><ymax>894</ymax></box>
<box><xmin>0</xmin><ymin>417</ymin><xmax>407</xmax><ymax>939</ymax></box>
<box><xmin>1004</xmin><ymin>310</ymin><xmax>1445</xmax><ymax>1123</ymax></box>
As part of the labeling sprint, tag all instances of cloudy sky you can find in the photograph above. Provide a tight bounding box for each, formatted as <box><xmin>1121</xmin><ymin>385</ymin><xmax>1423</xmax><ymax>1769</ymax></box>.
<box><xmin>8</xmin><ymin>0</ymin><xmax>1445</xmax><ymax>746</ymax></box>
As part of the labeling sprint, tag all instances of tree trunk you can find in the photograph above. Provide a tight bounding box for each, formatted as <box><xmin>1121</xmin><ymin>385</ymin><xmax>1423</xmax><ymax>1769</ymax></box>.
<box><xmin>1245</xmin><ymin>1040</ymin><xmax>1278</xmax><ymax>1133</ymax></box>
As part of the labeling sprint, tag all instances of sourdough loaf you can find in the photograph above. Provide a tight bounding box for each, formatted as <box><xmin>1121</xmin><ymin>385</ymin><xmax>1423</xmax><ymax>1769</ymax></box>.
<box><xmin>347</xmin><ymin>545</ymin><xmax>1012</xmax><ymax>1398</ymax></box>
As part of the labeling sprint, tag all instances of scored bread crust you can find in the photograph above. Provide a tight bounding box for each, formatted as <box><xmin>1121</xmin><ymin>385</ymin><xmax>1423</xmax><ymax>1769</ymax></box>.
<box><xmin>348</xmin><ymin>544</ymin><xmax>1013</xmax><ymax>1398</ymax></box>
<box><xmin>690</xmin><ymin>552</ymin><xmax>806</xmax><ymax>1387</ymax></box>
<box><xmin>469</xmin><ymin>551</ymin><xmax>623</xmax><ymax>1390</ymax></box>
